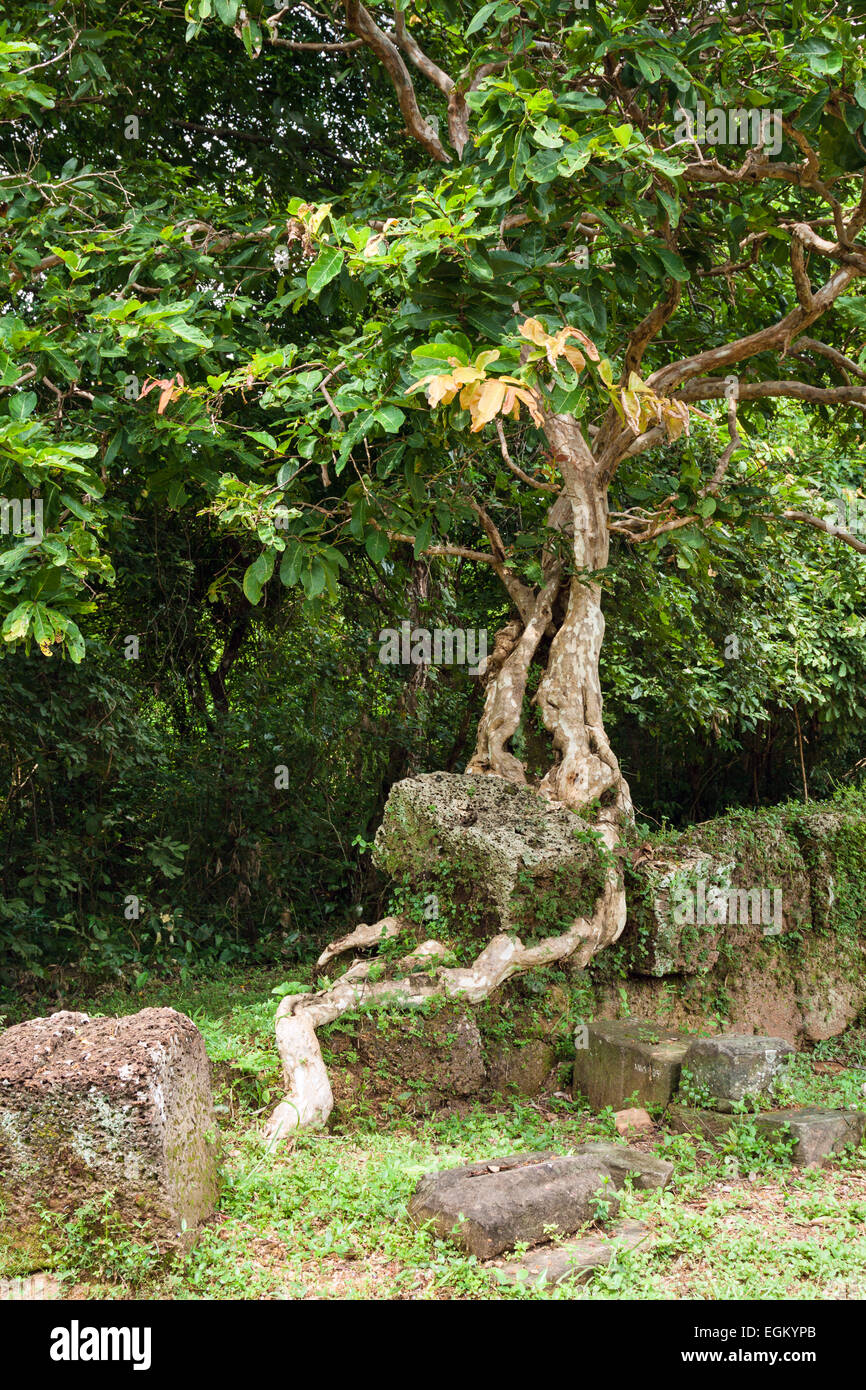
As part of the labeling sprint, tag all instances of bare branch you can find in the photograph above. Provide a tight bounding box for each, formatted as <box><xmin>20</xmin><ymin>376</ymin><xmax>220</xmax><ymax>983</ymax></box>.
<box><xmin>646</xmin><ymin>261</ymin><xmax>862</xmax><ymax>398</ymax></box>
<box><xmin>344</xmin><ymin>2</ymin><xmax>450</xmax><ymax>161</ymax></box>
<box><xmin>777</xmin><ymin>510</ymin><xmax>866</xmax><ymax>555</ymax></box>
<box><xmin>790</xmin><ymin>238</ymin><xmax>814</xmax><ymax>311</ymax></box>
<box><xmin>788</xmin><ymin>336</ymin><xmax>866</xmax><ymax>384</ymax></box>
<box><xmin>494</xmin><ymin>419</ymin><xmax>558</xmax><ymax>494</ymax></box>
<box><xmin>673</xmin><ymin>378</ymin><xmax>866</xmax><ymax>410</ymax></box>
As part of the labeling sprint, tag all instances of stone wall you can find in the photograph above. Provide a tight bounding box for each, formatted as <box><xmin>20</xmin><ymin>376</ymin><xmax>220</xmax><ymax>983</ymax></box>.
<box><xmin>333</xmin><ymin>780</ymin><xmax>866</xmax><ymax>1105</ymax></box>
<box><xmin>591</xmin><ymin>801</ymin><xmax>866</xmax><ymax>1044</ymax></box>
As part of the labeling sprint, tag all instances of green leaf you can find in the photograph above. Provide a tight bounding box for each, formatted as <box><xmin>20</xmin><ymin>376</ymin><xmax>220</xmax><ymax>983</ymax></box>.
<box><xmin>243</xmin><ymin>550</ymin><xmax>275</xmax><ymax>604</ymax></box>
<box><xmin>374</xmin><ymin>405</ymin><xmax>405</xmax><ymax>432</ymax></box>
<box><xmin>364</xmin><ymin>528</ymin><xmax>390</xmax><ymax>565</ymax></box>
<box><xmin>279</xmin><ymin>542</ymin><xmax>304</xmax><ymax>587</ymax></box>
<box><xmin>165</xmin><ymin>319</ymin><xmax>213</xmax><ymax>349</ymax></box>
<box><xmin>654</xmin><ymin>246</ymin><xmax>690</xmax><ymax>282</ymax></box>
<box><xmin>248</xmin><ymin>430</ymin><xmax>278</xmax><ymax>451</ymax></box>
<box><xmin>306</xmin><ymin>248</ymin><xmax>345</xmax><ymax>294</ymax></box>
<box><xmin>413</xmin><ymin>517</ymin><xmax>432</xmax><ymax>558</ymax></box>
<box><xmin>635</xmin><ymin>53</ymin><xmax>661</xmax><ymax>84</ymax></box>
<box><xmin>465</xmin><ymin>0</ymin><xmax>499</xmax><ymax>36</ymax></box>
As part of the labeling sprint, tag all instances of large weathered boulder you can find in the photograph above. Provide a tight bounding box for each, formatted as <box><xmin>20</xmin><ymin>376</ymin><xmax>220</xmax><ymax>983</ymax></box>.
<box><xmin>788</xmin><ymin>809</ymin><xmax>866</xmax><ymax>934</ymax></box>
<box><xmin>591</xmin><ymin>930</ymin><xmax>866</xmax><ymax>1046</ymax></box>
<box><xmin>572</xmin><ymin>1018</ymin><xmax>690</xmax><ymax>1110</ymax></box>
<box><xmin>0</xmin><ymin>1008</ymin><xmax>219</xmax><ymax>1259</ymax></box>
<box><xmin>408</xmin><ymin>1151</ymin><xmax>619</xmax><ymax>1258</ymax></box>
<box><xmin>373</xmin><ymin>772</ymin><xmax>605</xmax><ymax>944</ymax></box>
<box><xmin>621</xmin><ymin>817</ymin><xmax>811</xmax><ymax>979</ymax></box>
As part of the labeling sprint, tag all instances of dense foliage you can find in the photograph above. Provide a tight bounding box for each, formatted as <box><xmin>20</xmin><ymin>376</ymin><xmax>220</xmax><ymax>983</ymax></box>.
<box><xmin>1</xmin><ymin>1</ymin><xmax>865</xmax><ymax>989</ymax></box>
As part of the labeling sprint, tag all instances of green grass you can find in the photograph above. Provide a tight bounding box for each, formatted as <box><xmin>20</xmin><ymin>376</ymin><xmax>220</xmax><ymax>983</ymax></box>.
<box><xmin>2</xmin><ymin>968</ymin><xmax>866</xmax><ymax>1300</ymax></box>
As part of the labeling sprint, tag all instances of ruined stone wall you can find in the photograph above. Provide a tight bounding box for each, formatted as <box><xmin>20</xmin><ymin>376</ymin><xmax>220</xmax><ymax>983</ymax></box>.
<box><xmin>330</xmin><ymin>780</ymin><xmax>866</xmax><ymax>1107</ymax></box>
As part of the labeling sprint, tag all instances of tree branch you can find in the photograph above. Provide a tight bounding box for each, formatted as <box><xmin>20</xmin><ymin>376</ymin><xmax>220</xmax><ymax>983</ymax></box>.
<box><xmin>344</xmin><ymin>1</ymin><xmax>451</xmax><ymax>161</ymax></box>
<box><xmin>776</xmin><ymin>510</ymin><xmax>866</xmax><ymax>556</ymax></box>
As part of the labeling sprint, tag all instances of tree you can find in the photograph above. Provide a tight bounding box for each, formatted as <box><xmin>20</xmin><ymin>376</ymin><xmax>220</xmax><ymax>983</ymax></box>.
<box><xmin>197</xmin><ymin>2</ymin><xmax>866</xmax><ymax>890</ymax></box>
<box><xmin>4</xmin><ymin>1</ymin><xmax>866</xmax><ymax>1131</ymax></box>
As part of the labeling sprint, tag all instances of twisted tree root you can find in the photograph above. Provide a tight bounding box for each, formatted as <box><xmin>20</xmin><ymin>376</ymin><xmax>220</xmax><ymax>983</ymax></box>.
<box><xmin>264</xmin><ymin>864</ymin><xmax>626</xmax><ymax>1141</ymax></box>
<box><xmin>315</xmin><ymin>915</ymin><xmax>403</xmax><ymax>969</ymax></box>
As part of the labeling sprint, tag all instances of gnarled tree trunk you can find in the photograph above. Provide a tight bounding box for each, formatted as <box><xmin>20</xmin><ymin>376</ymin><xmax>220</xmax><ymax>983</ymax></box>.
<box><xmin>469</xmin><ymin>414</ymin><xmax>631</xmax><ymax>826</ymax></box>
<box><xmin>535</xmin><ymin>416</ymin><xmax>633</xmax><ymax>826</ymax></box>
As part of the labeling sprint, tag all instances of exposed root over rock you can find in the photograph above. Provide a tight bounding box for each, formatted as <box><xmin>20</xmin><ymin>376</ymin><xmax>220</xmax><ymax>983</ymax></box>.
<box><xmin>315</xmin><ymin>915</ymin><xmax>403</xmax><ymax>969</ymax></box>
<box><xmin>265</xmin><ymin>867</ymin><xmax>626</xmax><ymax>1141</ymax></box>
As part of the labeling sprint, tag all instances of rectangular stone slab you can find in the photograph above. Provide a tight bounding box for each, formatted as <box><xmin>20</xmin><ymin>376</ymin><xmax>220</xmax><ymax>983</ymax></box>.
<box><xmin>574</xmin><ymin>1140</ymin><xmax>674</xmax><ymax>1190</ymax></box>
<box><xmin>573</xmin><ymin>1019</ymin><xmax>689</xmax><ymax>1110</ymax></box>
<box><xmin>0</xmin><ymin>1007</ymin><xmax>219</xmax><ymax>1258</ymax></box>
<box><xmin>682</xmin><ymin>1034</ymin><xmax>794</xmax><ymax>1108</ymax></box>
<box><xmin>754</xmin><ymin>1107</ymin><xmax>866</xmax><ymax>1166</ymax></box>
<box><xmin>667</xmin><ymin>1104</ymin><xmax>739</xmax><ymax>1142</ymax></box>
<box><xmin>408</xmin><ymin>1151</ymin><xmax>619</xmax><ymax>1259</ymax></box>
<box><xmin>495</xmin><ymin>1218</ymin><xmax>649</xmax><ymax>1286</ymax></box>
<box><xmin>668</xmin><ymin>1104</ymin><xmax>866</xmax><ymax>1166</ymax></box>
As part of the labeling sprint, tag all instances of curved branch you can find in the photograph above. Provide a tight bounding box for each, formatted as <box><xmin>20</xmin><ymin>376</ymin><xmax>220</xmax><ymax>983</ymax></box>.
<box><xmin>788</xmin><ymin>337</ymin><xmax>866</xmax><ymax>384</ymax></box>
<box><xmin>646</xmin><ymin>263</ymin><xmax>861</xmax><ymax>398</ymax></box>
<box><xmin>673</xmin><ymin>378</ymin><xmax>866</xmax><ymax>410</ymax></box>
<box><xmin>344</xmin><ymin>2</ymin><xmax>451</xmax><ymax>161</ymax></box>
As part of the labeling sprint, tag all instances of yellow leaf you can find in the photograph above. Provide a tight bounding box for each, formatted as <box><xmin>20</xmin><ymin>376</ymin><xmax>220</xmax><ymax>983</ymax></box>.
<box><xmin>621</xmin><ymin>389</ymin><xmax>641</xmax><ymax>431</ymax></box>
<box><xmin>519</xmin><ymin>317</ymin><xmax>549</xmax><ymax>346</ymax></box>
<box><xmin>561</xmin><ymin>346</ymin><xmax>586</xmax><ymax>374</ymax></box>
<box><xmin>474</xmin><ymin>349</ymin><xmax>501</xmax><ymax>372</ymax></box>
<box><xmin>450</xmin><ymin>366</ymin><xmax>484</xmax><ymax>385</ymax></box>
<box><xmin>512</xmin><ymin>386</ymin><xmax>545</xmax><ymax>427</ymax></box>
<box><xmin>469</xmin><ymin>377</ymin><xmax>508</xmax><ymax>431</ymax></box>
<box><xmin>459</xmin><ymin>381</ymin><xmax>484</xmax><ymax>413</ymax></box>
<box><xmin>405</xmin><ymin>376</ymin><xmax>433</xmax><ymax>396</ymax></box>
<box><xmin>664</xmin><ymin>411</ymin><xmax>687</xmax><ymax>441</ymax></box>
<box><xmin>560</xmin><ymin>325</ymin><xmax>599</xmax><ymax>361</ymax></box>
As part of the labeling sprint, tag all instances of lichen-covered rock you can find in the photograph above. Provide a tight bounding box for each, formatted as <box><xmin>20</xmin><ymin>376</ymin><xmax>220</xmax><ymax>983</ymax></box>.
<box><xmin>668</xmin><ymin>1103</ymin><xmax>866</xmax><ymax>1166</ymax></box>
<box><xmin>574</xmin><ymin>1140</ymin><xmax>673</xmax><ymax>1190</ymax></box>
<box><xmin>621</xmin><ymin>816</ymin><xmax>811</xmax><ymax>978</ymax></box>
<box><xmin>487</xmin><ymin>1038</ymin><xmax>556</xmax><ymax>1098</ymax></box>
<box><xmin>788</xmin><ymin>809</ymin><xmax>866</xmax><ymax>935</ymax></box>
<box><xmin>495</xmin><ymin>1217</ymin><xmax>648</xmax><ymax>1286</ymax></box>
<box><xmin>0</xmin><ymin>1008</ymin><xmax>219</xmax><ymax>1260</ymax></box>
<box><xmin>752</xmin><ymin>1107</ymin><xmax>866</xmax><ymax>1166</ymax></box>
<box><xmin>482</xmin><ymin>979</ymin><xmax>568</xmax><ymax>1098</ymax></box>
<box><xmin>623</xmin><ymin>851</ymin><xmax>728</xmax><ymax>976</ymax></box>
<box><xmin>592</xmin><ymin>930</ymin><xmax>866</xmax><ymax>1045</ymax></box>
<box><xmin>681</xmin><ymin>1033</ymin><xmax>794</xmax><ymax>1109</ymax></box>
<box><xmin>372</xmin><ymin>771</ymin><xmax>605</xmax><ymax>944</ymax></box>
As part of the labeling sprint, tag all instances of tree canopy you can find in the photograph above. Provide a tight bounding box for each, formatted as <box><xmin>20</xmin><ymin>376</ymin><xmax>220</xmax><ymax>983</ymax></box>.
<box><xmin>2</xmin><ymin>0</ymin><xmax>866</xmax><ymax>983</ymax></box>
